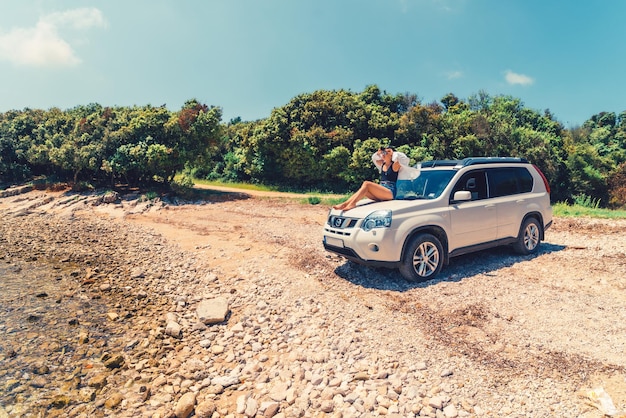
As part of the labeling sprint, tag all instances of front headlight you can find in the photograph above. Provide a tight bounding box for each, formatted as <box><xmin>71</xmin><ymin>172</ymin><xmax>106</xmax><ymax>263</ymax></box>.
<box><xmin>361</xmin><ymin>210</ymin><xmax>392</xmax><ymax>232</ymax></box>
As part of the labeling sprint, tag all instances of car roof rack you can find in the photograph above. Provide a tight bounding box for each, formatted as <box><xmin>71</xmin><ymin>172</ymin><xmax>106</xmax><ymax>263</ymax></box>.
<box><xmin>419</xmin><ymin>157</ymin><xmax>529</xmax><ymax>169</ymax></box>
<box><xmin>419</xmin><ymin>160</ymin><xmax>461</xmax><ymax>168</ymax></box>
<box><xmin>460</xmin><ymin>157</ymin><xmax>529</xmax><ymax>167</ymax></box>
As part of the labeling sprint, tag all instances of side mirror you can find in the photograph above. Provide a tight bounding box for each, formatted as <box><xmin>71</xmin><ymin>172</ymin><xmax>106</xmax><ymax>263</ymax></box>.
<box><xmin>453</xmin><ymin>191</ymin><xmax>472</xmax><ymax>202</ymax></box>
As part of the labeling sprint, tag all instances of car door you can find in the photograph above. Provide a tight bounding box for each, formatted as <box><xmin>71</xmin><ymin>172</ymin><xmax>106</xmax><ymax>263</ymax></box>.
<box><xmin>448</xmin><ymin>170</ymin><xmax>497</xmax><ymax>250</ymax></box>
<box><xmin>487</xmin><ymin>167</ymin><xmax>533</xmax><ymax>239</ymax></box>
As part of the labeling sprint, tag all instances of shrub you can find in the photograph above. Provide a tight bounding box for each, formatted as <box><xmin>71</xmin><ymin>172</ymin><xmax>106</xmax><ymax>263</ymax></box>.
<box><xmin>573</xmin><ymin>194</ymin><xmax>601</xmax><ymax>209</ymax></box>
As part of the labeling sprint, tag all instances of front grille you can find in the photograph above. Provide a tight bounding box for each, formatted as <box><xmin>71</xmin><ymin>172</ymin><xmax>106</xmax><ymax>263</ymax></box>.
<box><xmin>327</xmin><ymin>215</ymin><xmax>358</xmax><ymax>229</ymax></box>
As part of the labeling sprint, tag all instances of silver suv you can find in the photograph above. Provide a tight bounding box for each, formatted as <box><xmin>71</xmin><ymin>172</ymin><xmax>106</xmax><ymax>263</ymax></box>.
<box><xmin>323</xmin><ymin>157</ymin><xmax>553</xmax><ymax>281</ymax></box>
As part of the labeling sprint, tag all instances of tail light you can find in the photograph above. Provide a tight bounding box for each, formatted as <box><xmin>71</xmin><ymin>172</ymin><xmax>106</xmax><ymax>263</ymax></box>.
<box><xmin>532</xmin><ymin>164</ymin><xmax>551</xmax><ymax>195</ymax></box>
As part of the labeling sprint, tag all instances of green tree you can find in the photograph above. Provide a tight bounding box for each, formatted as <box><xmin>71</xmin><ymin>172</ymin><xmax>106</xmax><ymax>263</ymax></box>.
<box><xmin>608</xmin><ymin>162</ymin><xmax>626</xmax><ymax>208</ymax></box>
<box><xmin>167</xmin><ymin>100</ymin><xmax>223</xmax><ymax>181</ymax></box>
<box><xmin>566</xmin><ymin>143</ymin><xmax>609</xmax><ymax>203</ymax></box>
<box><xmin>226</xmin><ymin>86</ymin><xmax>401</xmax><ymax>189</ymax></box>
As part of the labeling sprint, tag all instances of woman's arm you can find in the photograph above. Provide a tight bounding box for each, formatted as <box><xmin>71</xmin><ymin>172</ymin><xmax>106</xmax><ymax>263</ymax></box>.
<box><xmin>391</xmin><ymin>152</ymin><xmax>401</xmax><ymax>172</ymax></box>
<box><xmin>372</xmin><ymin>150</ymin><xmax>385</xmax><ymax>170</ymax></box>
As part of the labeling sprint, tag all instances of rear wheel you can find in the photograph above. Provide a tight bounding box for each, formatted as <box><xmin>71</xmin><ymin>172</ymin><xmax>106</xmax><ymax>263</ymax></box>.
<box><xmin>513</xmin><ymin>217</ymin><xmax>541</xmax><ymax>255</ymax></box>
<box><xmin>399</xmin><ymin>233</ymin><xmax>444</xmax><ymax>281</ymax></box>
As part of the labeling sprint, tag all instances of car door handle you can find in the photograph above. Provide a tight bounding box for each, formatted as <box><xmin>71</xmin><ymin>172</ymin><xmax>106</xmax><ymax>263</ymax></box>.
<box><xmin>516</xmin><ymin>199</ymin><xmax>525</xmax><ymax>204</ymax></box>
<box><xmin>485</xmin><ymin>204</ymin><xmax>496</xmax><ymax>209</ymax></box>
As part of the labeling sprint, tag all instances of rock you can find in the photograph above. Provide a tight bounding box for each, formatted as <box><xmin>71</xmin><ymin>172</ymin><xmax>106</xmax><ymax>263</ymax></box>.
<box><xmin>78</xmin><ymin>331</ymin><xmax>89</xmax><ymax>344</ymax></box>
<box><xmin>189</xmin><ymin>322</ymin><xmax>206</xmax><ymax>333</ymax></box>
<box><xmin>204</xmin><ymin>384</ymin><xmax>224</xmax><ymax>395</ymax></box>
<box><xmin>231</xmin><ymin>322</ymin><xmax>244</xmax><ymax>332</ymax></box>
<box><xmin>27</xmin><ymin>313</ymin><xmax>41</xmax><ymax>322</ymax></box>
<box><xmin>354</xmin><ymin>371</ymin><xmax>369</xmax><ymax>381</ymax></box>
<box><xmin>245</xmin><ymin>397</ymin><xmax>258</xmax><ymax>417</ymax></box>
<box><xmin>320</xmin><ymin>400</ymin><xmax>334</xmax><ymax>413</ymax></box>
<box><xmin>210</xmin><ymin>344</ymin><xmax>224</xmax><ymax>354</ymax></box>
<box><xmin>346</xmin><ymin>391</ymin><xmax>361</xmax><ymax>404</ymax></box>
<box><xmin>444</xmin><ymin>403</ymin><xmax>459</xmax><ymax>417</ymax></box>
<box><xmin>31</xmin><ymin>363</ymin><xmax>50</xmax><ymax>375</ymax></box>
<box><xmin>49</xmin><ymin>395</ymin><xmax>70</xmax><ymax>409</ymax></box>
<box><xmin>165</xmin><ymin>321</ymin><xmax>182</xmax><ymax>338</ymax></box>
<box><xmin>88</xmin><ymin>373</ymin><xmax>108</xmax><ymax>389</ymax></box>
<box><xmin>195</xmin><ymin>400</ymin><xmax>216</xmax><ymax>418</ymax></box>
<box><xmin>269</xmin><ymin>382</ymin><xmax>290</xmax><ymax>402</ymax></box>
<box><xmin>79</xmin><ymin>388</ymin><xmax>97</xmax><ymax>402</ymax></box>
<box><xmin>104</xmin><ymin>392</ymin><xmax>124</xmax><ymax>409</ymax></box>
<box><xmin>211</xmin><ymin>375</ymin><xmax>239</xmax><ymax>388</ymax></box>
<box><xmin>152</xmin><ymin>375</ymin><xmax>168</xmax><ymax>387</ymax></box>
<box><xmin>101</xmin><ymin>191</ymin><xmax>119</xmax><ymax>204</ymax></box>
<box><xmin>428</xmin><ymin>396</ymin><xmax>445</xmax><ymax>410</ymax></box>
<box><xmin>130</xmin><ymin>268</ymin><xmax>145</xmax><ymax>279</ymax></box>
<box><xmin>196</xmin><ymin>297</ymin><xmax>229</xmax><ymax>325</ymax></box>
<box><xmin>102</xmin><ymin>353</ymin><xmax>125</xmax><ymax>369</ymax></box>
<box><xmin>29</xmin><ymin>376</ymin><xmax>47</xmax><ymax>388</ymax></box>
<box><xmin>263</xmin><ymin>402</ymin><xmax>280</xmax><ymax>417</ymax></box>
<box><xmin>203</xmin><ymin>272</ymin><xmax>218</xmax><ymax>282</ymax></box>
<box><xmin>236</xmin><ymin>394</ymin><xmax>248</xmax><ymax>414</ymax></box>
<box><xmin>174</xmin><ymin>392</ymin><xmax>196</xmax><ymax>418</ymax></box>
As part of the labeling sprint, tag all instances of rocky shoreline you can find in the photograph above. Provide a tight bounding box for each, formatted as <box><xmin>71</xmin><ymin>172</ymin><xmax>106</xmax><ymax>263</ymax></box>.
<box><xmin>0</xmin><ymin>197</ymin><xmax>439</xmax><ymax>418</ymax></box>
<box><xmin>1</xmin><ymin>188</ymin><xmax>624</xmax><ymax>417</ymax></box>
<box><xmin>0</xmin><ymin>207</ymin><xmax>197</xmax><ymax>417</ymax></box>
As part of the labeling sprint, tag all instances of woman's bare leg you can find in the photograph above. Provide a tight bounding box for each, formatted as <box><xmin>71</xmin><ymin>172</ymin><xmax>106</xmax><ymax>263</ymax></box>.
<box><xmin>333</xmin><ymin>181</ymin><xmax>393</xmax><ymax>210</ymax></box>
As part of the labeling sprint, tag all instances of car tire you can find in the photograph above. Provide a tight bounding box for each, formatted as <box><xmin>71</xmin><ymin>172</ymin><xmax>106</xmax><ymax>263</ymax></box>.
<box><xmin>399</xmin><ymin>233</ymin><xmax>444</xmax><ymax>281</ymax></box>
<box><xmin>513</xmin><ymin>217</ymin><xmax>541</xmax><ymax>255</ymax></box>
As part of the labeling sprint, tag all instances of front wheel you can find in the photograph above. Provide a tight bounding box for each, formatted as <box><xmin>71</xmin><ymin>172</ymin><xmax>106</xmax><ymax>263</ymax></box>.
<box><xmin>399</xmin><ymin>233</ymin><xmax>444</xmax><ymax>282</ymax></box>
<box><xmin>513</xmin><ymin>217</ymin><xmax>542</xmax><ymax>255</ymax></box>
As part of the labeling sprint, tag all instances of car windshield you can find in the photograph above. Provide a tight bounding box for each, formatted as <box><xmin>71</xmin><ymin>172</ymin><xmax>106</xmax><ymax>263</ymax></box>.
<box><xmin>396</xmin><ymin>169</ymin><xmax>456</xmax><ymax>200</ymax></box>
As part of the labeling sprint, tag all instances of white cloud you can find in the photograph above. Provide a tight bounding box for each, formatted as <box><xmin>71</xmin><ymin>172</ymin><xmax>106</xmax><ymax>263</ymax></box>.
<box><xmin>504</xmin><ymin>70</ymin><xmax>534</xmax><ymax>86</ymax></box>
<box><xmin>0</xmin><ymin>8</ymin><xmax>106</xmax><ymax>68</ymax></box>
<box><xmin>446</xmin><ymin>70</ymin><xmax>463</xmax><ymax>80</ymax></box>
<box><xmin>43</xmin><ymin>8</ymin><xmax>107</xmax><ymax>30</ymax></box>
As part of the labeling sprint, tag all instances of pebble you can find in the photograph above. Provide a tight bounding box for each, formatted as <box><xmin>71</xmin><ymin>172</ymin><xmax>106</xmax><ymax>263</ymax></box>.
<box><xmin>196</xmin><ymin>297</ymin><xmax>229</xmax><ymax>324</ymax></box>
<box><xmin>174</xmin><ymin>392</ymin><xmax>196</xmax><ymax>418</ymax></box>
<box><xmin>104</xmin><ymin>392</ymin><xmax>124</xmax><ymax>409</ymax></box>
<box><xmin>195</xmin><ymin>399</ymin><xmax>216</xmax><ymax>418</ymax></box>
<box><xmin>444</xmin><ymin>403</ymin><xmax>459</xmax><ymax>417</ymax></box>
<box><xmin>165</xmin><ymin>321</ymin><xmax>183</xmax><ymax>338</ymax></box>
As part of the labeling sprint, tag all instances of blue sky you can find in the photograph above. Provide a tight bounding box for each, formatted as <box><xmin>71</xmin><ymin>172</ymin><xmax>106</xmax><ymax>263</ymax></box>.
<box><xmin>0</xmin><ymin>1</ymin><xmax>624</xmax><ymax>127</ymax></box>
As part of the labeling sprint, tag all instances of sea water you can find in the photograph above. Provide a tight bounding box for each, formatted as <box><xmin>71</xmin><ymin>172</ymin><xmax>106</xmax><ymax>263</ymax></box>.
<box><xmin>0</xmin><ymin>256</ymin><xmax>111</xmax><ymax>415</ymax></box>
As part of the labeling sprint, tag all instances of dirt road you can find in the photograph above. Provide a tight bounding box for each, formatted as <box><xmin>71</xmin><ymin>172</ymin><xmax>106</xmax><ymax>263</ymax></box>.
<box><xmin>125</xmin><ymin>187</ymin><xmax>626</xmax><ymax>413</ymax></box>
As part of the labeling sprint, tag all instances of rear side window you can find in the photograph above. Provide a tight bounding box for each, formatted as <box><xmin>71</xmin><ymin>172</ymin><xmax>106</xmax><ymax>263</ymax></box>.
<box><xmin>487</xmin><ymin>167</ymin><xmax>533</xmax><ymax>197</ymax></box>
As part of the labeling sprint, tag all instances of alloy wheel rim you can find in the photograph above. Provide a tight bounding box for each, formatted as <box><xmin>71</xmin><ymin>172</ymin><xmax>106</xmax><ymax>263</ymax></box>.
<box><xmin>413</xmin><ymin>242</ymin><xmax>439</xmax><ymax>277</ymax></box>
<box><xmin>524</xmin><ymin>224</ymin><xmax>539</xmax><ymax>250</ymax></box>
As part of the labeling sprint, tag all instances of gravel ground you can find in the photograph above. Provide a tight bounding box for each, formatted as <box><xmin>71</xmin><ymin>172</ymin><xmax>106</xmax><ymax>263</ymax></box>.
<box><xmin>0</xmin><ymin>186</ymin><xmax>625</xmax><ymax>418</ymax></box>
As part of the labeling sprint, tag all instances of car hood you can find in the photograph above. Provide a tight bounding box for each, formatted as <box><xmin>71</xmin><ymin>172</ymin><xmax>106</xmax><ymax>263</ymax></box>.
<box><xmin>329</xmin><ymin>198</ymin><xmax>439</xmax><ymax>218</ymax></box>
